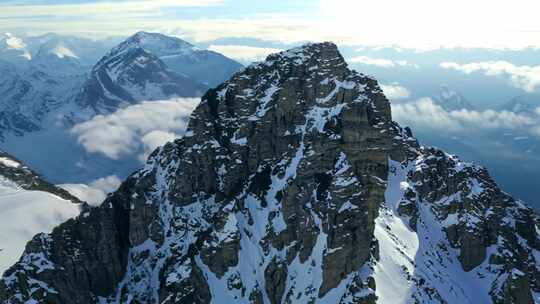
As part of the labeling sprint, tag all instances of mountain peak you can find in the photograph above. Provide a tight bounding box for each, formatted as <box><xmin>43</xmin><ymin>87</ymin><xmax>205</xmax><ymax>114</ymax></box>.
<box><xmin>434</xmin><ymin>84</ymin><xmax>474</xmax><ymax>110</ymax></box>
<box><xmin>262</xmin><ymin>41</ymin><xmax>341</xmax><ymax>66</ymax></box>
<box><xmin>2</xmin><ymin>42</ymin><xmax>538</xmax><ymax>304</ymax></box>
<box><xmin>78</xmin><ymin>42</ymin><xmax>206</xmax><ymax>113</ymax></box>
<box><xmin>120</xmin><ymin>31</ymin><xmax>195</xmax><ymax>55</ymax></box>
<box><xmin>220</xmin><ymin>41</ymin><xmax>391</xmax><ymax>124</ymax></box>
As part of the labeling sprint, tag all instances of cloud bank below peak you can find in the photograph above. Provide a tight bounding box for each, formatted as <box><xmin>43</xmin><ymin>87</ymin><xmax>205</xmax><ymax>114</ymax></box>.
<box><xmin>349</xmin><ymin>56</ymin><xmax>418</xmax><ymax>68</ymax></box>
<box><xmin>207</xmin><ymin>44</ymin><xmax>282</xmax><ymax>64</ymax></box>
<box><xmin>380</xmin><ymin>83</ymin><xmax>411</xmax><ymax>100</ymax></box>
<box><xmin>71</xmin><ymin>98</ymin><xmax>199</xmax><ymax>161</ymax></box>
<box><xmin>440</xmin><ymin>61</ymin><xmax>540</xmax><ymax>93</ymax></box>
<box><xmin>393</xmin><ymin>98</ymin><xmax>540</xmax><ymax>136</ymax></box>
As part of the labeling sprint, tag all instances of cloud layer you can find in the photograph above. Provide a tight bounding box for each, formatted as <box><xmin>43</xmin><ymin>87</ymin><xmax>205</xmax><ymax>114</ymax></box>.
<box><xmin>349</xmin><ymin>56</ymin><xmax>417</xmax><ymax>68</ymax></box>
<box><xmin>60</xmin><ymin>175</ymin><xmax>122</xmax><ymax>206</ymax></box>
<box><xmin>71</xmin><ymin>98</ymin><xmax>199</xmax><ymax>161</ymax></box>
<box><xmin>441</xmin><ymin>61</ymin><xmax>540</xmax><ymax>92</ymax></box>
<box><xmin>393</xmin><ymin>98</ymin><xmax>540</xmax><ymax>136</ymax></box>
<box><xmin>380</xmin><ymin>83</ymin><xmax>411</xmax><ymax>100</ymax></box>
<box><xmin>4</xmin><ymin>0</ymin><xmax>540</xmax><ymax>50</ymax></box>
<box><xmin>207</xmin><ymin>45</ymin><xmax>282</xmax><ymax>63</ymax></box>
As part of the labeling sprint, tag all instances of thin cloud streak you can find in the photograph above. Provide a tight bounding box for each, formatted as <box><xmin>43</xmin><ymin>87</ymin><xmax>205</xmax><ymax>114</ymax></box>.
<box><xmin>3</xmin><ymin>1</ymin><xmax>540</xmax><ymax>49</ymax></box>
<box><xmin>207</xmin><ymin>44</ymin><xmax>282</xmax><ymax>63</ymax></box>
<box><xmin>349</xmin><ymin>56</ymin><xmax>417</xmax><ymax>68</ymax></box>
<box><xmin>393</xmin><ymin>98</ymin><xmax>540</xmax><ymax>137</ymax></box>
<box><xmin>441</xmin><ymin>61</ymin><xmax>540</xmax><ymax>92</ymax></box>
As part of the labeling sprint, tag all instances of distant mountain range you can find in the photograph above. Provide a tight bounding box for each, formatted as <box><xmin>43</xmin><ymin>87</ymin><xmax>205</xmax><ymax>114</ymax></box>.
<box><xmin>501</xmin><ymin>93</ymin><xmax>540</xmax><ymax>114</ymax></box>
<box><xmin>0</xmin><ymin>32</ymin><xmax>122</xmax><ymax>67</ymax></box>
<box><xmin>0</xmin><ymin>31</ymin><xmax>243</xmax><ymax>183</ymax></box>
<box><xmin>432</xmin><ymin>84</ymin><xmax>475</xmax><ymax>111</ymax></box>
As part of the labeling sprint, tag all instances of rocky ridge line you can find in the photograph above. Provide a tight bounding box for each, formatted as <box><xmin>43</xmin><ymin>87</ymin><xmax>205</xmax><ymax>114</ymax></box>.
<box><xmin>1</xmin><ymin>42</ymin><xmax>538</xmax><ymax>304</ymax></box>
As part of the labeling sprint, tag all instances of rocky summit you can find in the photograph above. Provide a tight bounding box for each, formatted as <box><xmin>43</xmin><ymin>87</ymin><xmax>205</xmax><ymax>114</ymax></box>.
<box><xmin>1</xmin><ymin>43</ymin><xmax>539</xmax><ymax>304</ymax></box>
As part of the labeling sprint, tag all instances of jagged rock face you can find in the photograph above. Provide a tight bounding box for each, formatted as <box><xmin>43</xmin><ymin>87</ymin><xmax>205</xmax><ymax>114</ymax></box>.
<box><xmin>1</xmin><ymin>43</ymin><xmax>539</xmax><ymax>304</ymax></box>
<box><xmin>378</xmin><ymin>149</ymin><xmax>540</xmax><ymax>303</ymax></box>
<box><xmin>76</xmin><ymin>39</ymin><xmax>207</xmax><ymax>113</ymax></box>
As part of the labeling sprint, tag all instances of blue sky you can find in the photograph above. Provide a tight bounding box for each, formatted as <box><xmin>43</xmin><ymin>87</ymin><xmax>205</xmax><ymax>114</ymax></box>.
<box><xmin>2</xmin><ymin>0</ymin><xmax>540</xmax><ymax>51</ymax></box>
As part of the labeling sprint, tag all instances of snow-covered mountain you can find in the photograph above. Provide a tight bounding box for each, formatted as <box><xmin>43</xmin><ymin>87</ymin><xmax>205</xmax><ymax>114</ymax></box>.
<box><xmin>432</xmin><ymin>84</ymin><xmax>474</xmax><ymax>111</ymax></box>
<box><xmin>125</xmin><ymin>31</ymin><xmax>243</xmax><ymax>87</ymax></box>
<box><xmin>0</xmin><ymin>32</ymin><xmax>242</xmax><ymax>135</ymax></box>
<box><xmin>501</xmin><ymin>93</ymin><xmax>540</xmax><ymax>115</ymax></box>
<box><xmin>0</xmin><ymin>32</ymin><xmax>242</xmax><ymax>185</ymax></box>
<box><xmin>0</xmin><ymin>33</ymin><xmax>115</xmax><ymax>139</ymax></box>
<box><xmin>0</xmin><ymin>33</ymin><xmax>122</xmax><ymax>67</ymax></box>
<box><xmin>0</xmin><ymin>33</ymin><xmax>32</xmax><ymax>63</ymax></box>
<box><xmin>1</xmin><ymin>43</ymin><xmax>538</xmax><ymax>304</ymax></box>
<box><xmin>0</xmin><ymin>59</ymin><xmax>85</xmax><ymax>139</ymax></box>
<box><xmin>75</xmin><ymin>34</ymin><xmax>207</xmax><ymax>113</ymax></box>
<box><xmin>0</xmin><ymin>151</ymin><xmax>81</xmax><ymax>274</ymax></box>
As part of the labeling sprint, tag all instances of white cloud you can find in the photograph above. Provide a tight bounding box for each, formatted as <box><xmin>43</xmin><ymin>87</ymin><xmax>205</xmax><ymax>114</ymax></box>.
<box><xmin>89</xmin><ymin>175</ymin><xmax>122</xmax><ymax>194</ymax></box>
<box><xmin>536</xmin><ymin>107</ymin><xmax>540</xmax><ymax>116</ymax></box>
<box><xmin>3</xmin><ymin>0</ymin><xmax>540</xmax><ymax>49</ymax></box>
<box><xmin>139</xmin><ymin>130</ymin><xmax>177</xmax><ymax>162</ymax></box>
<box><xmin>348</xmin><ymin>56</ymin><xmax>417</xmax><ymax>68</ymax></box>
<box><xmin>319</xmin><ymin>0</ymin><xmax>540</xmax><ymax>50</ymax></box>
<box><xmin>60</xmin><ymin>175</ymin><xmax>122</xmax><ymax>206</ymax></box>
<box><xmin>60</xmin><ymin>184</ymin><xmax>106</xmax><ymax>206</ymax></box>
<box><xmin>0</xmin><ymin>0</ymin><xmax>223</xmax><ymax>17</ymax></box>
<box><xmin>392</xmin><ymin>98</ymin><xmax>540</xmax><ymax>136</ymax></box>
<box><xmin>207</xmin><ymin>44</ymin><xmax>282</xmax><ymax>63</ymax></box>
<box><xmin>71</xmin><ymin>98</ymin><xmax>199</xmax><ymax>161</ymax></box>
<box><xmin>349</xmin><ymin>56</ymin><xmax>394</xmax><ymax>68</ymax></box>
<box><xmin>440</xmin><ymin>61</ymin><xmax>540</xmax><ymax>93</ymax></box>
<box><xmin>0</xmin><ymin>188</ymin><xmax>80</xmax><ymax>273</ymax></box>
<box><xmin>380</xmin><ymin>83</ymin><xmax>411</xmax><ymax>100</ymax></box>
<box><xmin>393</xmin><ymin>98</ymin><xmax>463</xmax><ymax>132</ymax></box>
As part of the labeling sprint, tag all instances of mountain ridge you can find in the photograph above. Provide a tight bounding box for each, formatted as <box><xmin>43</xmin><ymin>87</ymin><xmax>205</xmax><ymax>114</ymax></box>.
<box><xmin>1</xmin><ymin>42</ymin><xmax>538</xmax><ymax>304</ymax></box>
<box><xmin>0</xmin><ymin>150</ymin><xmax>82</xmax><ymax>274</ymax></box>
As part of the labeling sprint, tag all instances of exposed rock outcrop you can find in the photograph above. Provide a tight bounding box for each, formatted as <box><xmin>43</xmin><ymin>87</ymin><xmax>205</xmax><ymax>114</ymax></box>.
<box><xmin>1</xmin><ymin>43</ymin><xmax>538</xmax><ymax>304</ymax></box>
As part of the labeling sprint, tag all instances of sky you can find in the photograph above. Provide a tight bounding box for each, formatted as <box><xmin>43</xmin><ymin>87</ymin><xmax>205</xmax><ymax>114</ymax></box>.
<box><xmin>2</xmin><ymin>0</ymin><xmax>540</xmax><ymax>50</ymax></box>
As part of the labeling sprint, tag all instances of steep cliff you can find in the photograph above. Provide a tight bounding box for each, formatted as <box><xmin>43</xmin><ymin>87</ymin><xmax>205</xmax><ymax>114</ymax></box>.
<box><xmin>1</xmin><ymin>43</ymin><xmax>538</xmax><ymax>304</ymax></box>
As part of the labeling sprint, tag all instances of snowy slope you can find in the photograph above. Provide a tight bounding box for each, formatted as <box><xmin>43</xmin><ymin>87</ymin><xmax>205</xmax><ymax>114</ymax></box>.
<box><xmin>0</xmin><ymin>184</ymin><xmax>80</xmax><ymax>274</ymax></box>
<box><xmin>375</xmin><ymin>159</ymin><xmax>492</xmax><ymax>303</ymax></box>
<box><xmin>375</xmin><ymin>153</ymin><xmax>540</xmax><ymax>303</ymax></box>
<box><xmin>0</xmin><ymin>152</ymin><xmax>81</xmax><ymax>275</ymax></box>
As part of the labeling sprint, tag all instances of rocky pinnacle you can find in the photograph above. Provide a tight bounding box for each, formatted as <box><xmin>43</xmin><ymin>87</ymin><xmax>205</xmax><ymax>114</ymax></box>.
<box><xmin>1</xmin><ymin>42</ymin><xmax>538</xmax><ymax>304</ymax></box>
